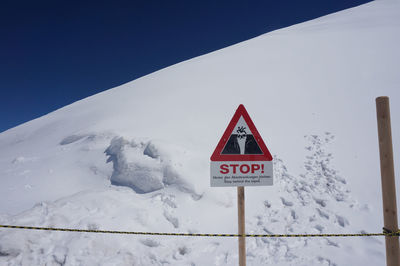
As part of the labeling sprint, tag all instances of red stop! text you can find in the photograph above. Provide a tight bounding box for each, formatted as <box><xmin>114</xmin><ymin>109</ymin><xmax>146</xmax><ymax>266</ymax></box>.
<box><xmin>220</xmin><ymin>164</ymin><xmax>265</xmax><ymax>174</ymax></box>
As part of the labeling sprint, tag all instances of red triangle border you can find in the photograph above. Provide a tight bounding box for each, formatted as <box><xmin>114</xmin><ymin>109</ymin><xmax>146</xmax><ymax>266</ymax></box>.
<box><xmin>210</xmin><ymin>104</ymin><xmax>273</xmax><ymax>161</ymax></box>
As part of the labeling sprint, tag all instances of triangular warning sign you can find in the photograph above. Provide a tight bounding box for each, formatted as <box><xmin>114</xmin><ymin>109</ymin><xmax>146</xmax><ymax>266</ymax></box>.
<box><xmin>211</xmin><ymin>104</ymin><xmax>272</xmax><ymax>161</ymax></box>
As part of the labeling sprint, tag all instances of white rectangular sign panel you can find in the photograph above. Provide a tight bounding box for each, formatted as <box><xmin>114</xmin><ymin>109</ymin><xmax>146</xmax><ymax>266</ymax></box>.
<box><xmin>210</xmin><ymin>161</ymin><xmax>273</xmax><ymax>187</ymax></box>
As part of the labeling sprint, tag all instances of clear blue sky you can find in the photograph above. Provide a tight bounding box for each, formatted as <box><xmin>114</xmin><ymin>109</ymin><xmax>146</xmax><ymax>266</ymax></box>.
<box><xmin>0</xmin><ymin>0</ymin><xmax>372</xmax><ymax>133</ymax></box>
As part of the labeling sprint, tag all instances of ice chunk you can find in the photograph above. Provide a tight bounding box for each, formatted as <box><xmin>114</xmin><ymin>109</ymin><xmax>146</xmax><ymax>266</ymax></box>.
<box><xmin>105</xmin><ymin>137</ymin><xmax>164</xmax><ymax>193</ymax></box>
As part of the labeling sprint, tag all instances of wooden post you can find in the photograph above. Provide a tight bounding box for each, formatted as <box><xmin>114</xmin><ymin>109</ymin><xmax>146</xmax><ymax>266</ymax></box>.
<box><xmin>376</xmin><ymin>96</ymin><xmax>400</xmax><ymax>266</ymax></box>
<box><xmin>237</xmin><ymin>186</ymin><xmax>246</xmax><ymax>266</ymax></box>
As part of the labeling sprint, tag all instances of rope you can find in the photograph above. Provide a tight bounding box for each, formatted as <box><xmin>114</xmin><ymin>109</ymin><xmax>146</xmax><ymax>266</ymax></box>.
<box><xmin>1</xmin><ymin>224</ymin><xmax>399</xmax><ymax>238</ymax></box>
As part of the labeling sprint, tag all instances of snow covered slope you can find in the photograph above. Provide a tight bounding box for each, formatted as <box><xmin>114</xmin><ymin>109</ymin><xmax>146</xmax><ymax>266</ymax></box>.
<box><xmin>1</xmin><ymin>0</ymin><xmax>400</xmax><ymax>265</ymax></box>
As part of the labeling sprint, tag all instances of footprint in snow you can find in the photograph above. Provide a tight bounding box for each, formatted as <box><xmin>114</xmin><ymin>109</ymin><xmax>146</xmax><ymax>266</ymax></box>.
<box><xmin>280</xmin><ymin>197</ymin><xmax>294</xmax><ymax>207</ymax></box>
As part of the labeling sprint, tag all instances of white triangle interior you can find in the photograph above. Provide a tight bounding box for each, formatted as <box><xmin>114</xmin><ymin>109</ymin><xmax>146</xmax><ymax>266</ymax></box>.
<box><xmin>231</xmin><ymin>116</ymin><xmax>253</xmax><ymax>136</ymax></box>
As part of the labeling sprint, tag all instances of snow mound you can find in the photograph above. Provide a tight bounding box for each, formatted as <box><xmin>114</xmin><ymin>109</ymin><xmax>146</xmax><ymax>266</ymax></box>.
<box><xmin>105</xmin><ymin>137</ymin><xmax>195</xmax><ymax>194</ymax></box>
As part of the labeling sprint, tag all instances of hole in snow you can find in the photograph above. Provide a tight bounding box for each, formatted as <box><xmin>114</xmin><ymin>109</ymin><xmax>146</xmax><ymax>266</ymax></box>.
<box><xmin>60</xmin><ymin>134</ymin><xmax>88</xmax><ymax>145</ymax></box>
<box><xmin>140</xmin><ymin>239</ymin><xmax>160</xmax><ymax>248</ymax></box>
<box><xmin>178</xmin><ymin>246</ymin><xmax>189</xmax><ymax>255</ymax></box>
